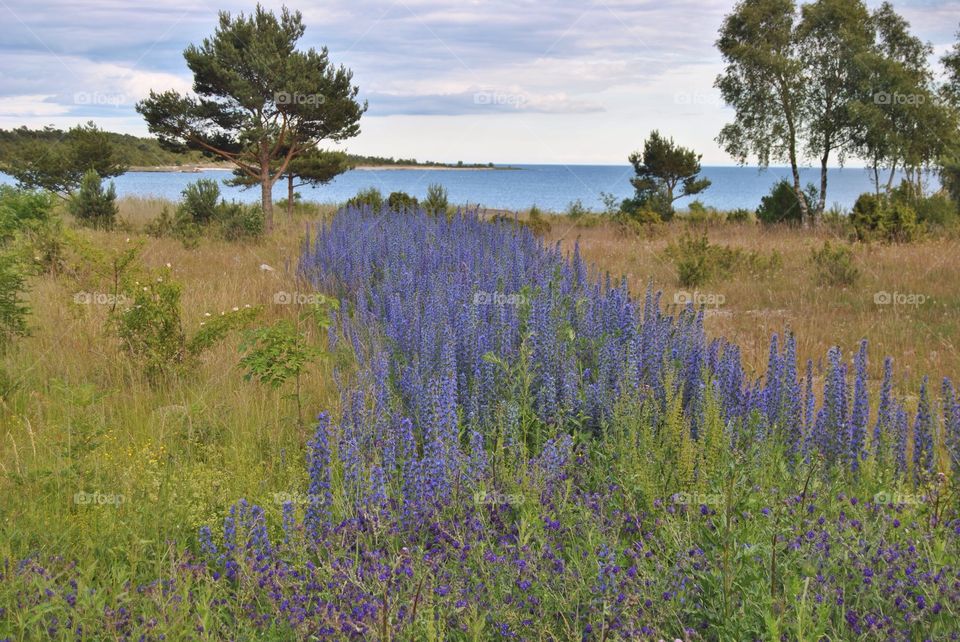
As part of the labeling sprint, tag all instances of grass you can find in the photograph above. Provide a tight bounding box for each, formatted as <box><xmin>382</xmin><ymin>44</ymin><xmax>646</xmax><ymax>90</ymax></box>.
<box><xmin>1</xmin><ymin>197</ymin><xmax>340</xmax><ymax>581</ymax></box>
<box><xmin>541</xmin><ymin>216</ymin><xmax>960</xmax><ymax>388</ymax></box>
<box><xmin>1</xmin><ymin>197</ymin><xmax>958</xmax><ymax>639</ymax></box>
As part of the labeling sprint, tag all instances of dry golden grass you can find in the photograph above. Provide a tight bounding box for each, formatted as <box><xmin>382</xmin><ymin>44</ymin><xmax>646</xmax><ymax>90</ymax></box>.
<box><xmin>0</xmin><ymin>198</ymin><xmax>340</xmax><ymax>561</ymax></box>
<box><xmin>543</xmin><ymin>217</ymin><xmax>960</xmax><ymax>389</ymax></box>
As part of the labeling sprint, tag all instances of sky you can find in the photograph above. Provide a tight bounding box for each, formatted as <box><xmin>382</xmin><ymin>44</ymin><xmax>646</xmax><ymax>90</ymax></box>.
<box><xmin>0</xmin><ymin>0</ymin><xmax>958</xmax><ymax>165</ymax></box>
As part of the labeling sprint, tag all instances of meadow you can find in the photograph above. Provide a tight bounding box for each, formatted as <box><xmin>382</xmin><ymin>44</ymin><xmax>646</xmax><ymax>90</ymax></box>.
<box><xmin>1</xmin><ymin>197</ymin><xmax>959</xmax><ymax>640</ymax></box>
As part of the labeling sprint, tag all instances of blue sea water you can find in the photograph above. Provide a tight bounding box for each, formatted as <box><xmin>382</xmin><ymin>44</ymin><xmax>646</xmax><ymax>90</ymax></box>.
<box><xmin>0</xmin><ymin>164</ymin><xmax>933</xmax><ymax>213</ymax></box>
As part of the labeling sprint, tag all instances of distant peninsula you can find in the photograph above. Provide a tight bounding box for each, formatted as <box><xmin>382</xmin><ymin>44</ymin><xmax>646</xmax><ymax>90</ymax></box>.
<box><xmin>0</xmin><ymin>126</ymin><xmax>517</xmax><ymax>172</ymax></box>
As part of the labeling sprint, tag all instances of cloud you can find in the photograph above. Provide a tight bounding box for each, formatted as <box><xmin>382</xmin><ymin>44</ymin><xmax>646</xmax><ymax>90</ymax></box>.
<box><xmin>366</xmin><ymin>89</ymin><xmax>604</xmax><ymax>115</ymax></box>
<box><xmin>0</xmin><ymin>94</ymin><xmax>71</xmax><ymax>117</ymax></box>
<box><xmin>0</xmin><ymin>0</ymin><xmax>956</xmax><ymax>162</ymax></box>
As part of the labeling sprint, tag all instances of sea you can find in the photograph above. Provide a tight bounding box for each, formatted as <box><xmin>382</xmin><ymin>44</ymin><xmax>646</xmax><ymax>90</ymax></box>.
<box><xmin>0</xmin><ymin>165</ymin><xmax>935</xmax><ymax>213</ymax></box>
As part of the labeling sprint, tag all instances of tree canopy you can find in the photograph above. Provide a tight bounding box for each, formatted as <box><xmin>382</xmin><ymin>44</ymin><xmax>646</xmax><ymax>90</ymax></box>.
<box><xmin>626</xmin><ymin>131</ymin><xmax>711</xmax><ymax>220</ymax></box>
<box><xmin>0</xmin><ymin>123</ymin><xmax>126</xmax><ymax>196</ymax></box>
<box><xmin>136</xmin><ymin>4</ymin><xmax>366</xmax><ymax>229</ymax></box>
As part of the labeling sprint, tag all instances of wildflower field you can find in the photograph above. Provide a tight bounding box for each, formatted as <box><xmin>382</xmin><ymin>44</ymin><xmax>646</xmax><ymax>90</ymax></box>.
<box><xmin>2</xmin><ymin>205</ymin><xmax>960</xmax><ymax>641</ymax></box>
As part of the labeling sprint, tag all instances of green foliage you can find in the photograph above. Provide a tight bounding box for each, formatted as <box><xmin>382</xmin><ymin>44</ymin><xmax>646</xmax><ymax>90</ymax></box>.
<box><xmin>809</xmin><ymin>240</ymin><xmax>860</xmax><ymax>287</ymax></box>
<box><xmin>136</xmin><ymin>5</ymin><xmax>366</xmax><ymax>226</ymax></box>
<box><xmin>178</xmin><ymin>179</ymin><xmax>221</xmax><ymax>225</ymax></box>
<box><xmin>667</xmin><ymin>231</ymin><xmax>781</xmax><ymax>287</ymax></box>
<box><xmin>525</xmin><ymin>207</ymin><xmax>551</xmax><ymax>235</ymax></box>
<box><xmin>756</xmin><ymin>180</ymin><xmax>816</xmax><ymax>225</ymax></box>
<box><xmin>726</xmin><ymin>207</ymin><xmax>754</xmax><ymax>223</ymax></box>
<box><xmin>913</xmin><ymin>193</ymin><xmax>957</xmax><ymax>229</ymax></box>
<box><xmin>0</xmin><ymin>122</ymin><xmax>127</xmax><ymax>195</ymax></box>
<box><xmin>0</xmin><ymin>186</ymin><xmax>56</xmax><ymax>243</ymax></box>
<box><xmin>627</xmin><ymin>130</ymin><xmax>711</xmax><ymax>222</ymax></box>
<box><xmin>215</xmin><ymin>202</ymin><xmax>265</xmax><ymax>241</ymax></box>
<box><xmin>684</xmin><ymin>200</ymin><xmax>725</xmax><ymax>223</ymax></box>
<box><xmin>387</xmin><ymin>191</ymin><xmax>419</xmax><ymax>212</ymax></box>
<box><xmin>423</xmin><ymin>183</ymin><xmax>450</xmax><ymax>216</ymax></box>
<box><xmin>239</xmin><ymin>320</ymin><xmax>322</xmax><ymax>388</ymax></box>
<box><xmin>146</xmin><ymin>180</ymin><xmax>264</xmax><ymax>243</ymax></box>
<box><xmin>851</xmin><ymin>192</ymin><xmax>919</xmax><ymax>242</ymax></box>
<box><xmin>0</xmin><ymin>252</ymin><xmax>29</xmax><ymax>351</ymax></box>
<box><xmin>0</xmin><ymin>125</ymin><xmax>210</xmax><ymax>169</ymax></box>
<box><xmin>565</xmin><ymin>199</ymin><xmax>590</xmax><ymax>219</ymax></box>
<box><xmin>345</xmin><ymin>187</ymin><xmax>384</xmax><ymax>211</ymax></box>
<box><xmin>115</xmin><ymin>268</ymin><xmax>259</xmax><ymax>380</ymax></box>
<box><xmin>67</xmin><ymin>170</ymin><xmax>118</xmax><ymax>229</ymax></box>
<box><xmin>239</xmin><ymin>296</ymin><xmax>336</xmax><ymax>425</ymax></box>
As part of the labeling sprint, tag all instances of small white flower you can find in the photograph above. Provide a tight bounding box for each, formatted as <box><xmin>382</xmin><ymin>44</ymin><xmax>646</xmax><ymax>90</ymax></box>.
<box><xmin>232</xmin><ymin>306</ymin><xmax>239</xmax><ymax>312</ymax></box>
<box><xmin>204</xmin><ymin>312</ymin><xmax>211</xmax><ymax>317</ymax></box>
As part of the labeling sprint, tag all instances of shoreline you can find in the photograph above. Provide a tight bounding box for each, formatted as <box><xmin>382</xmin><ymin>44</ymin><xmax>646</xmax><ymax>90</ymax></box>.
<box><xmin>128</xmin><ymin>163</ymin><xmax>519</xmax><ymax>173</ymax></box>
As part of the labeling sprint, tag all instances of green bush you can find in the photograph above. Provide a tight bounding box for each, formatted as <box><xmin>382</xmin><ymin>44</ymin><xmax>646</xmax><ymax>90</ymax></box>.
<box><xmin>622</xmin><ymin>189</ymin><xmax>673</xmax><ymax>222</ymax></box>
<box><xmin>115</xmin><ymin>267</ymin><xmax>260</xmax><ymax>380</ymax></box>
<box><xmin>725</xmin><ymin>208</ymin><xmax>754</xmax><ymax>223</ymax></box>
<box><xmin>565</xmin><ymin>199</ymin><xmax>590</xmax><ymax>219</ymax></box>
<box><xmin>810</xmin><ymin>241</ymin><xmax>859</xmax><ymax>287</ymax></box>
<box><xmin>345</xmin><ymin>187</ymin><xmax>384</xmax><ymax>210</ymax></box>
<box><xmin>68</xmin><ymin>170</ymin><xmax>118</xmax><ymax>229</ymax></box>
<box><xmin>914</xmin><ymin>193</ymin><xmax>957</xmax><ymax>228</ymax></box>
<box><xmin>756</xmin><ymin>179</ymin><xmax>815</xmax><ymax>225</ymax></box>
<box><xmin>851</xmin><ymin>192</ymin><xmax>919</xmax><ymax>242</ymax></box>
<box><xmin>670</xmin><ymin>232</ymin><xmax>713</xmax><ymax>286</ymax></box>
<box><xmin>0</xmin><ymin>252</ymin><xmax>29</xmax><ymax>352</ymax></box>
<box><xmin>666</xmin><ymin>232</ymin><xmax>781</xmax><ymax>287</ymax></box>
<box><xmin>387</xmin><ymin>191</ymin><xmax>419</xmax><ymax>212</ymax></box>
<box><xmin>0</xmin><ymin>186</ymin><xmax>56</xmax><ymax>243</ymax></box>
<box><xmin>216</xmin><ymin>202</ymin><xmax>264</xmax><ymax>241</ymax></box>
<box><xmin>178</xmin><ymin>179</ymin><xmax>221</xmax><ymax>225</ymax></box>
<box><xmin>423</xmin><ymin>183</ymin><xmax>449</xmax><ymax>216</ymax></box>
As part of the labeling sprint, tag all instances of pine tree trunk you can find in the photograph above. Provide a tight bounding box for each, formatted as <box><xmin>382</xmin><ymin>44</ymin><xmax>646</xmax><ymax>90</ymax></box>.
<box><xmin>288</xmin><ymin>175</ymin><xmax>294</xmax><ymax>217</ymax></box>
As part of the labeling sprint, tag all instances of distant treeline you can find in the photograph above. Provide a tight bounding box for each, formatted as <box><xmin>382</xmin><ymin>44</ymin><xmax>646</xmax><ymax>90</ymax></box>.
<box><xmin>344</xmin><ymin>154</ymin><xmax>498</xmax><ymax>169</ymax></box>
<box><xmin>0</xmin><ymin>126</ymin><xmax>499</xmax><ymax>171</ymax></box>
<box><xmin>0</xmin><ymin>126</ymin><xmax>211</xmax><ymax>168</ymax></box>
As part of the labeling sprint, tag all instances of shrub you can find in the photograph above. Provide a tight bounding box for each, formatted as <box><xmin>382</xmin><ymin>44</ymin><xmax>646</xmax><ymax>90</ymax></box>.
<box><xmin>755</xmin><ymin>179</ymin><xmax>815</xmax><ymax>225</ymax></box>
<box><xmin>725</xmin><ymin>208</ymin><xmax>753</xmax><ymax>223</ymax></box>
<box><xmin>0</xmin><ymin>252</ymin><xmax>29</xmax><ymax>351</ymax></box>
<box><xmin>115</xmin><ymin>267</ymin><xmax>260</xmax><ymax>380</ymax></box>
<box><xmin>666</xmin><ymin>232</ymin><xmax>780</xmax><ymax>287</ymax></box>
<box><xmin>565</xmin><ymin>199</ymin><xmax>590</xmax><ymax>219</ymax></box>
<box><xmin>68</xmin><ymin>170</ymin><xmax>118</xmax><ymax>229</ymax></box>
<box><xmin>0</xmin><ymin>186</ymin><xmax>56</xmax><ymax>243</ymax></box>
<box><xmin>671</xmin><ymin>232</ymin><xmax>713</xmax><ymax>286</ymax></box>
<box><xmin>345</xmin><ymin>187</ymin><xmax>384</xmax><ymax>211</ymax></box>
<box><xmin>851</xmin><ymin>192</ymin><xmax>919</xmax><ymax>242</ymax></box>
<box><xmin>178</xmin><ymin>179</ymin><xmax>221</xmax><ymax>225</ymax></box>
<box><xmin>684</xmin><ymin>200</ymin><xmax>724</xmax><ymax>223</ymax></box>
<box><xmin>387</xmin><ymin>191</ymin><xmax>419</xmax><ymax>212</ymax></box>
<box><xmin>622</xmin><ymin>189</ymin><xmax>674</xmax><ymax>221</ymax></box>
<box><xmin>216</xmin><ymin>202</ymin><xmax>264</xmax><ymax>241</ymax></box>
<box><xmin>810</xmin><ymin>241</ymin><xmax>859</xmax><ymax>287</ymax></box>
<box><xmin>525</xmin><ymin>207</ymin><xmax>551</xmax><ymax>235</ymax></box>
<box><xmin>423</xmin><ymin>183</ymin><xmax>449</xmax><ymax>216</ymax></box>
<box><xmin>914</xmin><ymin>192</ymin><xmax>957</xmax><ymax>228</ymax></box>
